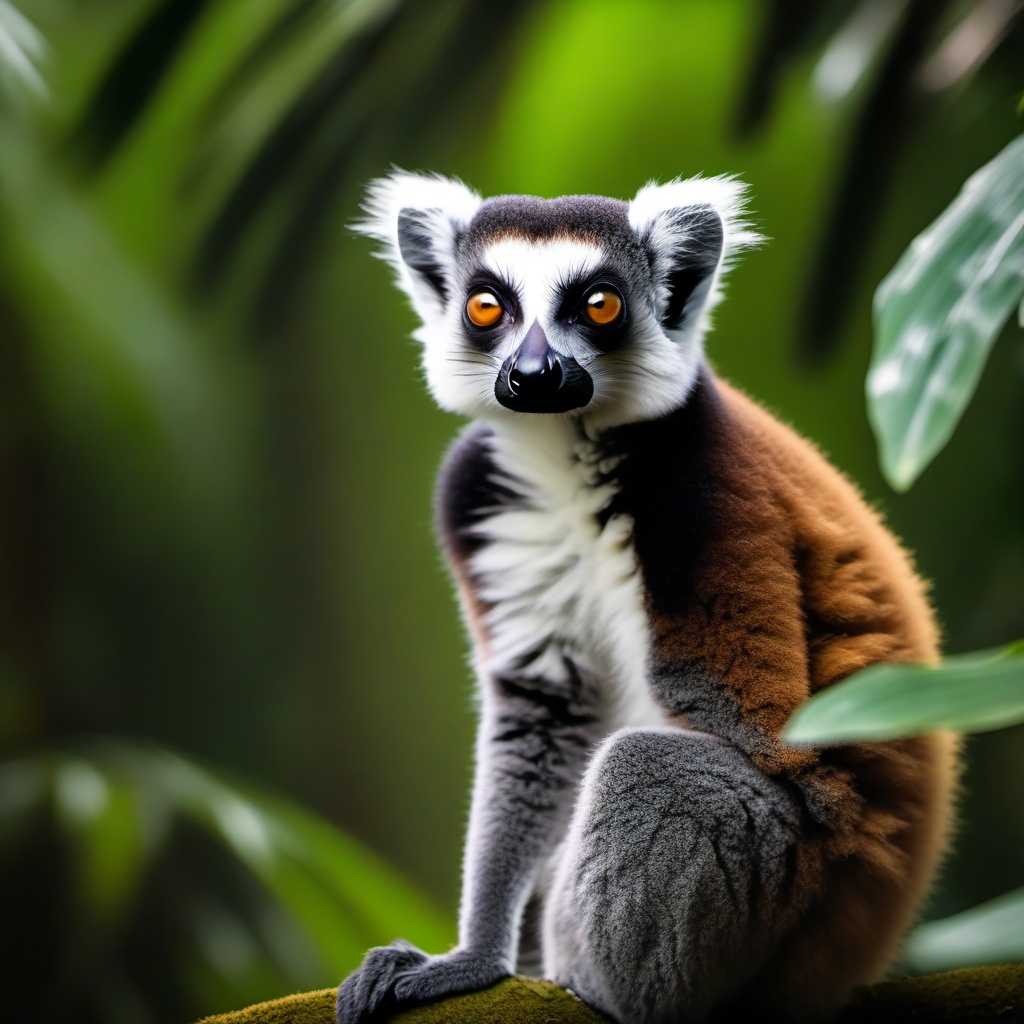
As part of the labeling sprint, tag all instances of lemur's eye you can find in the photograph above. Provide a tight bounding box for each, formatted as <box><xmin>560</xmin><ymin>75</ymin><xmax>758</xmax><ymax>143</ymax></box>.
<box><xmin>583</xmin><ymin>289</ymin><xmax>623</xmax><ymax>326</ymax></box>
<box><xmin>466</xmin><ymin>291</ymin><xmax>504</xmax><ymax>328</ymax></box>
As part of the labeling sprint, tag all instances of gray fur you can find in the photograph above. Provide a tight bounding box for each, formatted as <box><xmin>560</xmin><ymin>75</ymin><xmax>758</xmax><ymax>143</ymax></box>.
<box><xmin>458</xmin><ymin>657</ymin><xmax>607</xmax><ymax>956</ymax></box>
<box><xmin>649</xmin><ymin>659</ymin><xmax>768</xmax><ymax>759</ymax></box>
<box><xmin>542</xmin><ymin>728</ymin><xmax>803</xmax><ymax>1024</ymax></box>
<box><xmin>337</xmin><ymin>654</ymin><xmax>606</xmax><ymax>1024</ymax></box>
<box><xmin>457</xmin><ymin>195</ymin><xmax>655</xmax><ymax>310</ymax></box>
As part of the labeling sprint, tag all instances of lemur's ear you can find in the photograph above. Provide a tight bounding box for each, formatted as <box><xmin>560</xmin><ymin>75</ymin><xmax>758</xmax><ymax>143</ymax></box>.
<box><xmin>354</xmin><ymin>170</ymin><xmax>482</xmax><ymax>316</ymax></box>
<box><xmin>629</xmin><ymin>176</ymin><xmax>762</xmax><ymax>331</ymax></box>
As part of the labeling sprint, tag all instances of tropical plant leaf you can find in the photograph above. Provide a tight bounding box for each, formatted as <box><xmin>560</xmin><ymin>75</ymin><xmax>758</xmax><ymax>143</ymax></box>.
<box><xmin>70</xmin><ymin>0</ymin><xmax>211</xmax><ymax>169</ymax></box>
<box><xmin>148</xmin><ymin>746</ymin><xmax>454</xmax><ymax>963</ymax></box>
<box><xmin>0</xmin><ymin>739</ymin><xmax>454</xmax><ymax>1017</ymax></box>
<box><xmin>904</xmin><ymin>886</ymin><xmax>1024</xmax><ymax>972</ymax></box>
<box><xmin>799</xmin><ymin>0</ymin><xmax>955</xmax><ymax>364</ymax></box>
<box><xmin>0</xmin><ymin>0</ymin><xmax>47</xmax><ymax>106</ymax></box>
<box><xmin>53</xmin><ymin>758</ymin><xmax>153</xmax><ymax>931</ymax></box>
<box><xmin>783</xmin><ymin>640</ymin><xmax>1024</xmax><ymax>744</ymax></box>
<box><xmin>190</xmin><ymin>0</ymin><xmax>405</xmax><ymax>296</ymax></box>
<box><xmin>867</xmin><ymin>132</ymin><xmax>1024</xmax><ymax>491</ymax></box>
<box><xmin>0</xmin><ymin>125</ymin><xmax>226</xmax><ymax>475</ymax></box>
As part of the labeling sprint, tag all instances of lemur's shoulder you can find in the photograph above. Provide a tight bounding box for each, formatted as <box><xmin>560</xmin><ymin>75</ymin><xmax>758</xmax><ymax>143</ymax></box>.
<box><xmin>602</xmin><ymin>370</ymin><xmax>942</xmax><ymax>778</ymax></box>
<box><xmin>711</xmin><ymin>373</ymin><xmax>940</xmax><ymax>674</ymax></box>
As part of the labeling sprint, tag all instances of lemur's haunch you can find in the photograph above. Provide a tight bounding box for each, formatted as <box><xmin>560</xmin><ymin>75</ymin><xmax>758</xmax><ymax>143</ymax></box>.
<box><xmin>338</xmin><ymin>173</ymin><xmax>960</xmax><ymax>1024</ymax></box>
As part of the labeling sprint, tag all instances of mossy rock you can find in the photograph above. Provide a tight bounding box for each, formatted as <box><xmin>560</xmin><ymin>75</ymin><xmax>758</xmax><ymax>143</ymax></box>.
<box><xmin>197</xmin><ymin>965</ymin><xmax>1024</xmax><ymax>1024</ymax></box>
<box><xmin>197</xmin><ymin>976</ymin><xmax>604</xmax><ymax>1024</ymax></box>
<box><xmin>837</xmin><ymin>964</ymin><xmax>1024</xmax><ymax>1022</ymax></box>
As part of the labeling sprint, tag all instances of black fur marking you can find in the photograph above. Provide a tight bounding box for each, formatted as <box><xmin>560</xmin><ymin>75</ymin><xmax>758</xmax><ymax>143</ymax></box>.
<box><xmin>461</xmin><ymin>270</ymin><xmax>522</xmax><ymax>353</ymax></box>
<box><xmin>494</xmin><ymin>674</ymin><xmax>600</xmax><ymax>731</ymax></box>
<box><xmin>599</xmin><ymin>368</ymin><xmax>728</xmax><ymax>616</ymax></box>
<box><xmin>397</xmin><ymin>207</ymin><xmax>449</xmax><ymax>299</ymax></box>
<box><xmin>464</xmin><ymin>194</ymin><xmax>635</xmax><ymax>247</ymax></box>
<box><xmin>459</xmin><ymin>195</ymin><xmax>653</xmax><ymax>299</ymax></box>
<box><xmin>491</xmin><ymin>656</ymin><xmax>602</xmax><ymax>811</ymax></box>
<box><xmin>554</xmin><ymin>269</ymin><xmax>632</xmax><ymax>353</ymax></box>
<box><xmin>435</xmin><ymin>424</ymin><xmax>521</xmax><ymax>565</ymax></box>
<box><xmin>652</xmin><ymin>205</ymin><xmax>724</xmax><ymax>329</ymax></box>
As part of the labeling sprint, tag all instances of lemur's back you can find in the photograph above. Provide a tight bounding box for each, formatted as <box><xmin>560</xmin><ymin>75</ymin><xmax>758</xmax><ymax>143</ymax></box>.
<box><xmin>676</xmin><ymin>376</ymin><xmax>959</xmax><ymax>1011</ymax></box>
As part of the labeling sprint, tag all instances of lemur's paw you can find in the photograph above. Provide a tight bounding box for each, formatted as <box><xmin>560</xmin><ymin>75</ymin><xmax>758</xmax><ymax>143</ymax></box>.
<box><xmin>336</xmin><ymin>939</ymin><xmax>429</xmax><ymax>1023</ymax></box>
<box><xmin>335</xmin><ymin>943</ymin><xmax>510</xmax><ymax>1023</ymax></box>
<box><xmin>391</xmin><ymin>948</ymin><xmax>510</xmax><ymax>1003</ymax></box>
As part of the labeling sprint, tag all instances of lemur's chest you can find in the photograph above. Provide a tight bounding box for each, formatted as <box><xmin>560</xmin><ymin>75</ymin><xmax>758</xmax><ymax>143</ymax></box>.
<box><xmin>469</xmin><ymin>422</ymin><xmax>664</xmax><ymax>728</ymax></box>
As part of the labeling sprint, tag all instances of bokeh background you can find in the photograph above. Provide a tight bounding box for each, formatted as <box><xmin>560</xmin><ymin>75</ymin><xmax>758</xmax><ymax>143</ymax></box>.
<box><xmin>1</xmin><ymin>1</ymin><xmax>1022</xmax><ymax>1021</ymax></box>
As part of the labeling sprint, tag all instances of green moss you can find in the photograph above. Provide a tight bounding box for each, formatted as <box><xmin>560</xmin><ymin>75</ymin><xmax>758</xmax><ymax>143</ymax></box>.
<box><xmin>837</xmin><ymin>963</ymin><xmax>1024</xmax><ymax>1023</ymax></box>
<box><xmin>198</xmin><ymin>965</ymin><xmax>1024</xmax><ymax>1024</ymax></box>
<box><xmin>196</xmin><ymin>977</ymin><xmax>608</xmax><ymax>1024</ymax></box>
<box><xmin>197</xmin><ymin>988</ymin><xmax>338</xmax><ymax>1024</ymax></box>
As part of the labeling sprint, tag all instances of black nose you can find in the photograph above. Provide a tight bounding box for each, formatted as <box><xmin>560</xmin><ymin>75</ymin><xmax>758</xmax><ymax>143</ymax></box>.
<box><xmin>508</xmin><ymin>352</ymin><xmax>562</xmax><ymax>398</ymax></box>
<box><xmin>494</xmin><ymin>320</ymin><xmax>594</xmax><ymax>414</ymax></box>
<box><xmin>506</xmin><ymin>319</ymin><xmax>562</xmax><ymax>399</ymax></box>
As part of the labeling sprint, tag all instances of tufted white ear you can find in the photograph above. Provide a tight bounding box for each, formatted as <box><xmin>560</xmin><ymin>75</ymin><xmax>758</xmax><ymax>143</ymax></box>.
<box><xmin>628</xmin><ymin>176</ymin><xmax>762</xmax><ymax>331</ymax></box>
<box><xmin>353</xmin><ymin>169</ymin><xmax>482</xmax><ymax>319</ymax></box>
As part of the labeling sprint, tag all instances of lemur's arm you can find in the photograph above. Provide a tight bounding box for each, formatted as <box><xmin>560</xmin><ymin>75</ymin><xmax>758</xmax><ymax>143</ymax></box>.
<box><xmin>336</xmin><ymin>685</ymin><xmax>595</xmax><ymax>1024</ymax></box>
<box><xmin>461</xmin><ymin>674</ymin><xmax>600</xmax><ymax>951</ymax></box>
<box><xmin>444</xmin><ymin>427</ymin><xmax>602</xmax><ymax>961</ymax></box>
<box><xmin>337</xmin><ymin>431</ymin><xmax>599</xmax><ymax>1023</ymax></box>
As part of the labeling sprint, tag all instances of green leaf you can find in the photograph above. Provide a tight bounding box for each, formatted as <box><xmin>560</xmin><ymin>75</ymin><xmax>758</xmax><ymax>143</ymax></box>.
<box><xmin>0</xmin><ymin>739</ymin><xmax>454</xmax><ymax>1008</ymax></box>
<box><xmin>783</xmin><ymin>640</ymin><xmax>1024</xmax><ymax>744</ymax></box>
<box><xmin>868</xmin><ymin>133</ymin><xmax>1024</xmax><ymax>491</ymax></box>
<box><xmin>0</xmin><ymin>1</ymin><xmax>47</xmax><ymax>107</ymax></box>
<box><xmin>53</xmin><ymin>759</ymin><xmax>153</xmax><ymax>930</ymax></box>
<box><xmin>150</xmin><ymin>748</ymin><xmax>454</xmax><ymax>968</ymax></box>
<box><xmin>904</xmin><ymin>886</ymin><xmax>1024</xmax><ymax>972</ymax></box>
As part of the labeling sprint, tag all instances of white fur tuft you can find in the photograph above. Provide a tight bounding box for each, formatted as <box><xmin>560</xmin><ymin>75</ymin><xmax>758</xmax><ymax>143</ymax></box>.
<box><xmin>353</xmin><ymin>168</ymin><xmax>482</xmax><ymax>248</ymax></box>
<box><xmin>628</xmin><ymin>175</ymin><xmax>763</xmax><ymax>324</ymax></box>
<box><xmin>352</xmin><ymin>168</ymin><xmax>483</xmax><ymax>318</ymax></box>
<box><xmin>628</xmin><ymin>174</ymin><xmax>763</xmax><ymax>261</ymax></box>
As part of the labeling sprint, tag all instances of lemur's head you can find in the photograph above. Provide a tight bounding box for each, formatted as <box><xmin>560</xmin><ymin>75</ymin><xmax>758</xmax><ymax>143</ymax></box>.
<box><xmin>355</xmin><ymin>172</ymin><xmax>760</xmax><ymax>427</ymax></box>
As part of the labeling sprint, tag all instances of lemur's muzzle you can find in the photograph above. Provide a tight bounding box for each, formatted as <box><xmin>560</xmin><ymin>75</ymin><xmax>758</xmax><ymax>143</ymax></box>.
<box><xmin>494</xmin><ymin>321</ymin><xmax>594</xmax><ymax>414</ymax></box>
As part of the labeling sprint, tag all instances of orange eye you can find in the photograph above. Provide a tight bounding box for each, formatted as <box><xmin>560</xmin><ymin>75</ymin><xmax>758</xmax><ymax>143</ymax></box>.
<box><xmin>583</xmin><ymin>289</ymin><xmax>623</xmax><ymax>326</ymax></box>
<box><xmin>466</xmin><ymin>291</ymin><xmax>504</xmax><ymax>328</ymax></box>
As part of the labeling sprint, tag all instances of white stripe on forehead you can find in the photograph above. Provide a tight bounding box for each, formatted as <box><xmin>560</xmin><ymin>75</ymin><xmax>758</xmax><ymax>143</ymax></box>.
<box><xmin>480</xmin><ymin>238</ymin><xmax>606</xmax><ymax>326</ymax></box>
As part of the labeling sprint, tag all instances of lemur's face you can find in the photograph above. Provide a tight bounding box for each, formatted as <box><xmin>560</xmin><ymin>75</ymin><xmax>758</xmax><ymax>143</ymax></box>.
<box><xmin>356</xmin><ymin>174</ymin><xmax>758</xmax><ymax>427</ymax></box>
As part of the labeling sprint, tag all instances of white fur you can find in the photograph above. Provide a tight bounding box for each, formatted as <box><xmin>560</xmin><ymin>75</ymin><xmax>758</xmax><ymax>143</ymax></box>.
<box><xmin>627</xmin><ymin>174</ymin><xmax>763</xmax><ymax>323</ymax></box>
<box><xmin>353</xmin><ymin>169</ymin><xmax>482</xmax><ymax>322</ymax></box>
<box><xmin>469</xmin><ymin>418</ymin><xmax>664</xmax><ymax>732</ymax></box>
<box><xmin>456</xmin><ymin>416</ymin><xmax>665</xmax><ymax>957</ymax></box>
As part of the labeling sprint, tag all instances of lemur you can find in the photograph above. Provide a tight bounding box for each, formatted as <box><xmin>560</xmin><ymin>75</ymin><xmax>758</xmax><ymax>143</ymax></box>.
<box><xmin>338</xmin><ymin>172</ymin><xmax>960</xmax><ymax>1024</ymax></box>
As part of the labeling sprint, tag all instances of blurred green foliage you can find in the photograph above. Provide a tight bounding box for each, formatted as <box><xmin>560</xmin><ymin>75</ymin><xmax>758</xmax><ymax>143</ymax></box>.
<box><xmin>0</xmin><ymin>740</ymin><xmax>452</xmax><ymax>1022</ymax></box>
<box><xmin>906</xmin><ymin>887</ymin><xmax>1024</xmax><ymax>974</ymax></box>
<box><xmin>1</xmin><ymin>0</ymin><xmax>1022</xmax><ymax>1020</ymax></box>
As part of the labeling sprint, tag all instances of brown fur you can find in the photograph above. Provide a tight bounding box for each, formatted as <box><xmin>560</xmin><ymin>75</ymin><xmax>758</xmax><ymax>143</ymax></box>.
<box><xmin>654</xmin><ymin>376</ymin><xmax>960</xmax><ymax>1017</ymax></box>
